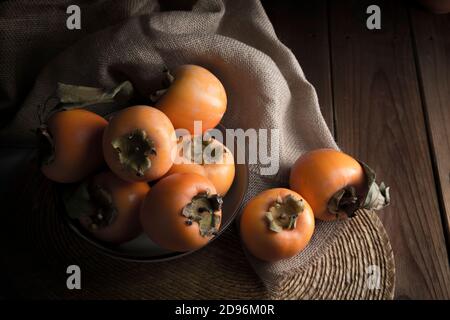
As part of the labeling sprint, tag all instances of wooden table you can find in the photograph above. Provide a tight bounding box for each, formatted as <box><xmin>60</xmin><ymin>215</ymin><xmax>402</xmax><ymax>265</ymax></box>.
<box><xmin>262</xmin><ymin>0</ymin><xmax>450</xmax><ymax>299</ymax></box>
<box><xmin>1</xmin><ymin>0</ymin><xmax>448</xmax><ymax>300</ymax></box>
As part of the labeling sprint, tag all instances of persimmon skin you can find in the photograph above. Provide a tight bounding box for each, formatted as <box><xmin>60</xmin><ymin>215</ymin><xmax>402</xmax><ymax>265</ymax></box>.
<box><xmin>79</xmin><ymin>171</ymin><xmax>150</xmax><ymax>244</ymax></box>
<box><xmin>240</xmin><ymin>188</ymin><xmax>315</xmax><ymax>262</ymax></box>
<box><xmin>165</xmin><ymin>138</ymin><xmax>235</xmax><ymax>195</ymax></box>
<box><xmin>156</xmin><ymin>65</ymin><xmax>227</xmax><ymax>134</ymax></box>
<box><xmin>289</xmin><ymin>148</ymin><xmax>366</xmax><ymax>221</ymax></box>
<box><xmin>41</xmin><ymin>109</ymin><xmax>107</xmax><ymax>183</ymax></box>
<box><xmin>140</xmin><ymin>173</ymin><xmax>222</xmax><ymax>252</ymax></box>
<box><xmin>102</xmin><ymin>105</ymin><xmax>176</xmax><ymax>182</ymax></box>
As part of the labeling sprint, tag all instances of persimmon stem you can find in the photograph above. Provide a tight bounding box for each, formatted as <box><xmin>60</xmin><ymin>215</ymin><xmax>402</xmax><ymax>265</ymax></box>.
<box><xmin>86</xmin><ymin>183</ymin><xmax>117</xmax><ymax>229</ymax></box>
<box><xmin>111</xmin><ymin>129</ymin><xmax>157</xmax><ymax>177</ymax></box>
<box><xmin>63</xmin><ymin>181</ymin><xmax>117</xmax><ymax>230</ymax></box>
<box><xmin>360</xmin><ymin>161</ymin><xmax>390</xmax><ymax>211</ymax></box>
<box><xmin>328</xmin><ymin>186</ymin><xmax>359</xmax><ymax>218</ymax></box>
<box><xmin>181</xmin><ymin>191</ymin><xmax>222</xmax><ymax>237</ymax></box>
<box><xmin>327</xmin><ymin>161</ymin><xmax>390</xmax><ymax>219</ymax></box>
<box><xmin>265</xmin><ymin>195</ymin><xmax>304</xmax><ymax>233</ymax></box>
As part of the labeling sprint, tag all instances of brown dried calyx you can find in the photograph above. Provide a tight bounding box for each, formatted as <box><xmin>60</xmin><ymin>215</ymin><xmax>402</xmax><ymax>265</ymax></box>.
<box><xmin>36</xmin><ymin>124</ymin><xmax>55</xmax><ymax>166</ymax></box>
<box><xmin>63</xmin><ymin>181</ymin><xmax>117</xmax><ymax>230</ymax></box>
<box><xmin>186</xmin><ymin>137</ymin><xmax>226</xmax><ymax>164</ymax></box>
<box><xmin>265</xmin><ymin>195</ymin><xmax>305</xmax><ymax>233</ymax></box>
<box><xmin>327</xmin><ymin>161</ymin><xmax>390</xmax><ymax>218</ymax></box>
<box><xmin>111</xmin><ymin>129</ymin><xmax>157</xmax><ymax>177</ymax></box>
<box><xmin>181</xmin><ymin>191</ymin><xmax>223</xmax><ymax>237</ymax></box>
<box><xmin>150</xmin><ymin>67</ymin><xmax>175</xmax><ymax>103</ymax></box>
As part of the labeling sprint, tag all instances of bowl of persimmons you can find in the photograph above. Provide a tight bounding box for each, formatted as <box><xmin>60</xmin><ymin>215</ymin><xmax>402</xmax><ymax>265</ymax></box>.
<box><xmin>38</xmin><ymin>65</ymin><xmax>246</xmax><ymax>261</ymax></box>
<box><xmin>37</xmin><ymin>64</ymin><xmax>389</xmax><ymax>263</ymax></box>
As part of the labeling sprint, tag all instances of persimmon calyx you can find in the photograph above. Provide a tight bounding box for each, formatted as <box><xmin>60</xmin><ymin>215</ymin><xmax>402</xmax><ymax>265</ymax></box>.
<box><xmin>85</xmin><ymin>184</ymin><xmax>117</xmax><ymax>230</ymax></box>
<box><xmin>36</xmin><ymin>124</ymin><xmax>55</xmax><ymax>166</ymax></box>
<box><xmin>328</xmin><ymin>186</ymin><xmax>359</xmax><ymax>218</ymax></box>
<box><xmin>185</xmin><ymin>137</ymin><xmax>224</xmax><ymax>164</ymax></box>
<box><xmin>150</xmin><ymin>67</ymin><xmax>174</xmax><ymax>103</ymax></box>
<box><xmin>328</xmin><ymin>161</ymin><xmax>391</xmax><ymax>218</ymax></box>
<box><xmin>181</xmin><ymin>191</ymin><xmax>222</xmax><ymax>237</ymax></box>
<box><xmin>111</xmin><ymin>129</ymin><xmax>157</xmax><ymax>177</ymax></box>
<box><xmin>360</xmin><ymin>161</ymin><xmax>390</xmax><ymax>210</ymax></box>
<box><xmin>63</xmin><ymin>181</ymin><xmax>117</xmax><ymax>230</ymax></box>
<box><xmin>265</xmin><ymin>195</ymin><xmax>304</xmax><ymax>233</ymax></box>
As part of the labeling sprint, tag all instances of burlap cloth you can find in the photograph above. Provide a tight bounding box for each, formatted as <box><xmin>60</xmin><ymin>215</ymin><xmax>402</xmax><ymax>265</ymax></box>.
<box><xmin>0</xmin><ymin>0</ymin><xmax>395</xmax><ymax>299</ymax></box>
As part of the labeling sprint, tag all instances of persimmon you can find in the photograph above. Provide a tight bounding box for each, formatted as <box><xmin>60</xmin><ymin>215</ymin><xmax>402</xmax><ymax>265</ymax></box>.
<box><xmin>140</xmin><ymin>173</ymin><xmax>222</xmax><ymax>252</ymax></box>
<box><xmin>154</xmin><ymin>65</ymin><xmax>227</xmax><ymax>134</ymax></box>
<box><xmin>165</xmin><ymin>136</ymin><xmax>235</xmax><ymax>195</ymax></box>
<box><xmin>102</xmin><ymin>105</ymin><xmax>176</xmax><ymax>182</ymax></box>
<box><xmin>289</xmin><ymin>148</ymin><xmax>390</xmax><ymax>221</ymax></box>
<box><xmin>39</xmin><ymin>109</ymin><xmax>107</xmax><ymax>183</ymax></box>
<box><xmin>65</xmin><ymin>171</ymin><xmax>150</xmax><ymax>244</ymax></box>
<box><xmin>240</xmin><ymin>188</ymin><xmax>315</xmax><ymax>262</ymax></box>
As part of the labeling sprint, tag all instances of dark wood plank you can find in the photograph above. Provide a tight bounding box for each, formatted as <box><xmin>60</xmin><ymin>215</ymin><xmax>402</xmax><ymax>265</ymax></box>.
<box><xmin>409</xmin><ymin>6</ymin><xmax>450</xmax><ymax>240</ymax></box>
<box><xmin>262</xmin><ymin>0</ymin><xmax>334</xmax><ymax>134</ymax></box>
<box><xmin>329</xmin><ymin>0</ymin><xmax>450</xmax><ymax>299</ymax></box>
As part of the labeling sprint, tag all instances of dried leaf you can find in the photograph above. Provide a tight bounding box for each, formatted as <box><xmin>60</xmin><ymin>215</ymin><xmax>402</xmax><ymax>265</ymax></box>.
<box><xmin>57</xmin><ymin>80</ymin><xmax>134</xmax><ymax>109</ymax></box>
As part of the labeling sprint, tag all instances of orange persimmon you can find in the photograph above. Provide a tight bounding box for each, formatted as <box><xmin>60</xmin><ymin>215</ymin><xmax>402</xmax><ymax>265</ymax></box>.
<box><xmin>140</xmin><ymin>173</ymin><xmax>222</xmax><ymax>252</ymax></box>
<box><xmin>165</xmin><ymin>136</ymin><xmax>235</xmax><ymax>195</ymax></box>
<box><xmin>74</xmin><ymin>171</ymin><xmax>150</xmax><ymax>244</ymax></box>
<box><xmin>155</xmin><ymin>65</ymin><xmax>227</xmax><ymax>134</ymax></box>
<box><xmin>240</xmin><ymin>188</ymin><xmax>315</xmax><ymax>262</ymax></box>
<box><xmin>102</xmin><ymin>105</ymin><xmax>176</xmax><ymax>182</ymax></box>
<box><xmin>39</xmin><ymin>109</ymin><xmax>107</xmax><ymax>183</ymax></box>
<box><xmin>289</xmin><ymin>148</ymin><xmax>390</xmax><ymax>221</ymax></box>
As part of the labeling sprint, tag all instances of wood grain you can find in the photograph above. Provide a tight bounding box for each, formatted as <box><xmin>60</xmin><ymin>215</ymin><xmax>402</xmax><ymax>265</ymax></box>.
<box><xmin>262</xmin><ymin>0</ymin><xmax>335</xmax><ymax>134</ymax></box>
<box><xmin>329</xmin><ymin>0</ymin><xmax>450</xmax><ymax>299</ymax></box>
<box><xmin>409</xmin><ymin>5</ymin><xmax>450</xmax><ymax>240</ymax></box>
